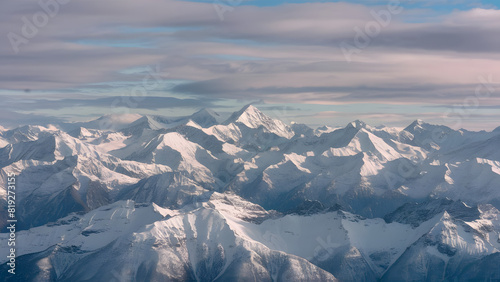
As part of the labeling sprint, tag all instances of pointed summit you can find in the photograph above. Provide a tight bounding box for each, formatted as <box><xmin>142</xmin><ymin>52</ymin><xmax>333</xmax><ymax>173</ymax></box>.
<box><xmin>189</xmin><ymin>108</ymin><xmax>220</xmax><ymax>127</ymax></box>
<box><xmin>346</xmin><ymin>120</ymin><xmax>367</xmax><ymax>130</ymax></box>
<box><xmin>193</xmin><ymin>108</ymin><xmax>220</xmax><ymax>118</ymax></box>
<box><xmin>224</xmin><ymin>104</ymin><xmax>270</xmax><ymax>129</ymax></box>
<box><xmin>441</xmin><ymin>210</ymin><xmax>452</xmax><ymax>221</ymax></box>
<box><xmin>403</xmin><ymin>119</ymin><xmax>455</xmax><ymax>136</ymax></box>
<box><xmin>224</xmin><ymin>104</ymin><xmax>294</xmax><ymax>138</ymax></box>
<box><xmin>120</xmin><ymin>115</ymin><xmax>166</xmax><ymax>136</ymax></box>
<box><xmin>404</xmin><ymin>119</ymin><xmax>425</xmax><ymax>131</ymax></box>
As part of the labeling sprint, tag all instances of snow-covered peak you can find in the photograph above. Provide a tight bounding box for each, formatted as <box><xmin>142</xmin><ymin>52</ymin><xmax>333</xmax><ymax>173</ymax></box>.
<box><xmin>403</xmin><ymin>119</ymin><xmax>451</xmax><ymax>134</ymax></box>
<box><xmin>120</xmin><ymin>115</ymin><xmax>167</xmax><ymax>135</ymax></box>
<box><xmin>224</xmin><ymin>105</ymin><xmax>294</xmax><ymax>138</ymax></box>
<box><xmin>347</xmin><ymin>120</ymin><xmax>368</xmax><ymax>130</ymax></box>
<box><xmin>68</xmin><ymin>126</ymin><xmax>101</xmax><ymax>140</ymax></box>
<box><xmin>189</xmin><ymin>108</ymin><xmax>221</xmax><ymax>128</ymax></box>
<box><xmin>315</xmin><ymin>125</ymin><xmax>339</xmax><ymax>136</ymax></box>
<box><xmin>405</xmin><ymin>119</ymin><xmax>425</xmax><ymax>130</ymax></box>
<box><xmin>225</xmin><ymin>104</ymin><xmax>267</xmax><ymax>127</ymax></box>
<box><xmin>414</xmin><ymin>119</ymin><xmax>424</xmax><ymax>125</ymax></box>
<box><xmin>2</xmin><ymin>124</ymin><xmax>58</xmax><ymax>143</ymax></box>
<box><xmin>290</xmin><ymin>123</ymin><xmax>314</xmax><ymax>137</ymax></box>
<box><xmin>2</xmin><ymin>107</ymin><xmax>500</xmax><ymax>281</ymax></box>
<box><xmin>62</xmin><ymin>114</ymin><xmax>142</xmax><ymax>132</ymax></box>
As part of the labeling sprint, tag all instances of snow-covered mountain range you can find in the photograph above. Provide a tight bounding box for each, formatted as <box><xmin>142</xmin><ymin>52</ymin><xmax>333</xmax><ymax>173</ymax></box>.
<box><xmin>1</xmin><ymin>105</ymin><xmax>500</xmax><ymax>281</ymax></box>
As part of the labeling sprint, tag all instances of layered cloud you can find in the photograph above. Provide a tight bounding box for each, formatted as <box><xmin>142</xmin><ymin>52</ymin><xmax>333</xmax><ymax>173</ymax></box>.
<box><xmin>1</xmin><ymin>0</ymin><xmax>499</xmax><ymax>129</ymax></box>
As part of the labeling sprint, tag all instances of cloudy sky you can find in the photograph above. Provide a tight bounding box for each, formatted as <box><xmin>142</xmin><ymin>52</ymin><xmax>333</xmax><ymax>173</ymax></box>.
<box><xmin>1</xmin><ymin>0</ymin><xmax>500</xmax><ymax>130</ymax></box>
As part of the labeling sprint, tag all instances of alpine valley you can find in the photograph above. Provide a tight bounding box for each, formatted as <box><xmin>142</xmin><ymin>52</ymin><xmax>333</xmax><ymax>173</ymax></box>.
<box><xmin>1</xmin><ymin>105</ymin><xmax>500</xmax><ymax>281</ymax></box>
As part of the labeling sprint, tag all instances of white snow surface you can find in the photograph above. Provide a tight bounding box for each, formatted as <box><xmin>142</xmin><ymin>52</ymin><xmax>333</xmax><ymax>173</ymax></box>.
<box><xmin>1</xmin><ymin>106</ymin><xmax>500</xmax><ymax>280</ymax></box>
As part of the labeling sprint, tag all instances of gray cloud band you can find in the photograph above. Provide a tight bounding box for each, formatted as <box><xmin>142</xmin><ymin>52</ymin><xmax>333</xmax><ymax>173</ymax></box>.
<box><xmin>8</xmin><ymin>0</ymin><xmax>72</xmax><ymax>54</ymax></box>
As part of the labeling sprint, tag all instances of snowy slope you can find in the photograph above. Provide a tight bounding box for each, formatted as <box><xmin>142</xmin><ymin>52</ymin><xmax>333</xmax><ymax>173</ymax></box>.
<box><xmin>224</xmin><ymin>105</ymin><xmax>294</xmax><ymax>139</ymax></box>
<box><xmin>1</xmin><ymin>105</ymin><xmax>500</xmax><ymax>281</ymax></box>
<box><xmin>382</xmin><ymin>205</ymin><xmax>500</xmax><ymax>281</ymax></box>
<box><xmin>2</xmin><ymin>193</ymin><xmax>498</xmax><ymax>281</ymax></box>
<box><xmin>0</xmin><ymin>196</ymin><xmax>338</xmax><ymax>281</ymax></box>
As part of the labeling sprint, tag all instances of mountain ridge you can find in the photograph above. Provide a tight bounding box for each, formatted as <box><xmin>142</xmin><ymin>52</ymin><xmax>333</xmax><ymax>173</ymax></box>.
<box><xmin>1</xmin><ymin>105</ymin><xmax>500</xmax><ymax>281</ymax></box>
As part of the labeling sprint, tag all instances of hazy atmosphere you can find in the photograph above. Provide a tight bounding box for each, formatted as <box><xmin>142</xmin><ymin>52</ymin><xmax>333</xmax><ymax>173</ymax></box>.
<box><xmin>2</xmin><ymin>0</ymin><xmax>500</xmax><ymax>129</ymax></box>
<box><xmin>2</xmin><ymin>2</ymin><xmax>500</xmax><ymax>281</ymax></box>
